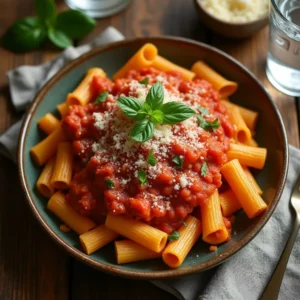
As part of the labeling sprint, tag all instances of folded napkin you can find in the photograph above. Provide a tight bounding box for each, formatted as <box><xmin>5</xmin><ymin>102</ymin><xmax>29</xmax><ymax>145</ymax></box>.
<box><xmin>1</xmin><ymin>27</ymin><xmax>300</xmax><ymax>300</ymax></box>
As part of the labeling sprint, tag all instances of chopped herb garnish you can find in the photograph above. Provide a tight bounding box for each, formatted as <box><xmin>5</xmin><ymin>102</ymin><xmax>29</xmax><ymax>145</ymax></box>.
<box><xmin>198</xmin><ymin>106</ymin><xmax>210</xmax><ymax>116</ymax></box>
<box><xmin>172</xmin><ymin>156</ymin><xmax>184</xmax><ymax>169</ymax></box>
<box><xmin>197</xmin><ymin>115</ymin><xmax>220</xmax><ymax>132</ymax></box>
<box><xmin>139</xmin><ymin>77</ymin><xmax>149</xmax><ymax>85</ymax></box>
<box><xmin>201</xmin><ymin>162</ymin><xmax>207</xmax><ymax>177</ymax></box>
<box><xmin>147</xmin><ymin>150</ymin><xmax>157</xmax><ymax>166</ymax></box>
<box><xmin>117</xmin><ymin>82</ymin><xmax>195</xmax><ymax>142</ymax></box>
<box><xmin>168</xmin><ymin>231</ymin><xmax>180</xmax><ymax>241</ymax></box>
<box><xmin>138</xmin><ymin>170</ymin><xmax>148</xmax><ymax>186</ymax></box>
<box><xmin>183</xmin><ymin>222</ymin><xmax>187</xmax><ymax>227</ymax></box>
<box><xmin>94</xmin><ymin>91</ymin><xmax>109</xmax><ymax>104</ymax></box>
<box><xmin>104</xmin><ymin>179</ymin><xmax>115</xmax><ymax>189</ymax></box>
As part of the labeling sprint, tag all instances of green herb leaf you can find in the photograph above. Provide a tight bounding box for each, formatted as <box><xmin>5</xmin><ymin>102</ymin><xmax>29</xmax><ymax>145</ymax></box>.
<box><xmin>104</xmin><ymin>179</ymin><xmax>115</xmax><ymax>189</ymax></box>
<box><xmin>161</xmin><ymin>102</ymin><xmax>195</xmax><ymax>124</ymax></box>
<box><xmin>131</xmin><ymin>119</ymin><xmax>154</xmax><ymax>142</ymax></box>
<box><xmin>138</xmin><ymin>170</ymin><xmax>147</xmax><ymax>186</ymax></box>
<box><xmin>147</xmin><ymin>150</ymin><xmax>157</xmax><ymax>166</ymax></box>
<box><xmin>56</xmin><ymin>10</ymin><xmax>96</xmax><ymax>40</ymax></box>
<box><xmin>145</xmin><ymin>82</ymin><xmax>164</xmax><ymax>110</ymax></box>
<box><xmin>199</xmin><ymin>106</ymin><xmax>210</xmax><ymax>116</ymax></box>
<box><xmin>201</xmin><ymin>162</ymin><xmax>207</xmax><ymax>177</ymax></box>
<box><xmin>197</xmin><ymin>115</ymin><xmax>220</xmax><ymax>132</ymax></box>
<box><xmin>168</xmin><ymin>231</ymin><xmax>180</xmax><ymax>241</ymax></box>
<box><xmin>183</xmin><ymin>222</ymin><xmax>187</xmax><ymax>227</ymax></box>
<box><xmin>117</xmin><ymin>96</ymin><xmax>144</xmax><ymax>120</ymax></box>
<box><xmin>36</xmin><ymin>0</ymin><xmax>56</xmax><ymax>27</ymax></box>
<box><xmin>47</xmin><ymin>28</ymin><xmax>72</xmax><ymax>48</ymax></box>
<box><xmin>139</xmin><ymin>78</ymin><xmax>149</xmax><ymax>85</ymax></box>
<box><xmin>94</xmin><ymin>91</ymin><xmax>109</xmax><ymax>104</ymax></box>
<box><xmin>150</xmin><ymin>110</ymin><xmax>164</xmax><ymax>124</ymax></box>
<box><xmin>172</xmin><ymin>156</ymin><xmax>184</xmax><ymax>169</ymax></box>
<box><xmin>1</xmin><ymin>17</ymin><xmax>47</xmax><ymax>52</ymax></box>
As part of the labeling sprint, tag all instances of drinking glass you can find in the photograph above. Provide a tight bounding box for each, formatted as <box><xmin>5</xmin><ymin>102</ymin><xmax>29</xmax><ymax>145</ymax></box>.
<box><xmin>266</xmin><ymin>0</ymin><xmax>300</xmax><ymax>96</ymax></box>
<box><xmin>65</xmin><ymin>0</ymin><xmax>132</xmax><ymax>18</ymax></box>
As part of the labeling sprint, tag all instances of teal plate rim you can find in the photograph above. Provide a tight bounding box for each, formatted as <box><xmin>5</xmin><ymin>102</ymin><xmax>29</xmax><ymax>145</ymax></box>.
<box><xmin>17</xmin><ymin>36</ymin><xmax>289</xmax><ymax>279</ymax></box>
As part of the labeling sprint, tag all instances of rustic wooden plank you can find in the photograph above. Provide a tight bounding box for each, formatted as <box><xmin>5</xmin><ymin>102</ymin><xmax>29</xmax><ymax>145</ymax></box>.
<box><xmin>209</xmin><ymin>26</ymin><xmax>300</xmax><ymax>148</ymax></box>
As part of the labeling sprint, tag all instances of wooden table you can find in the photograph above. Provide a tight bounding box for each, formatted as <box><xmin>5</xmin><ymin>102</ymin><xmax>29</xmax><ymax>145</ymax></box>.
<box><xmin>0</xmin><ymin>0</ymin><xmax>299</xmax><ymax>299</ymax></box>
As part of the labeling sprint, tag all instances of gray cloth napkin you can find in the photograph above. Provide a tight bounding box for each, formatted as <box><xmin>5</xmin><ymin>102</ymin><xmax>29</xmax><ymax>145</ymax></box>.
<box><xmin>1</xmin><ymin>26</ymin><xmax>300</xmax><ymax>300</ymax></box>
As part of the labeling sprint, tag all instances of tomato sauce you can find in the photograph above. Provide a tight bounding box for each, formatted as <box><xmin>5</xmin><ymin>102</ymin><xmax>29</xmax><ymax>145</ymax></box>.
<box><xmin>62</xmin><ymin>68</ymin><xmax>235</xmax><ymax>233</ymax></box>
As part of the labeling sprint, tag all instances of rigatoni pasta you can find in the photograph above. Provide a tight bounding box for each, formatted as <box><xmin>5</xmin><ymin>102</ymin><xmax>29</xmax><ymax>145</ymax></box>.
<box><xmin>30</xmin><ymin>43</ymin><xmax>268</xmax><ymax>269</ymax></box>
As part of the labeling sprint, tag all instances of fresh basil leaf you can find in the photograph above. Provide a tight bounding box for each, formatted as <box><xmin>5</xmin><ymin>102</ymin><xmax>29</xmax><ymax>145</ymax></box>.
<box><xmin>104</xmin><ymin>179</ymin><xmax>115</xmax><ymax>189</ymax></box>
<box><xmin>56</xmin><ymin>10</ymin><xmax>96</xmax><ymax>40</ymax></box>
<box><xmin>168</xmin><ymin>231</ymin><xmax>180</xmax><ymax>241</ymax></box>
<box><xmin>199</xmin><ymin>106</ymin><xmax>210</xmax><ymax>116</ymax></box>
<box><xmin>201</xmin><ymin>161</ymin><xmax>207</xmax><ymax>177</ymax></box>
<box><xmin>143</xmin><ymin>103</ymin><xmax>152</xmax><ymax>114</ymax></box>
<box><xmin>147</xmin><ymin>150</ymin><xmax>157</xmax><ymax>166</ymax></box>
<box><xmin>1</xmin><ymin>17</ymin><xmax>47</xmax><ymax>52</ymax></box>
<box><xmin>138</xmin><ymin>170</ymin><xmax>147</xmax><ymax>186</ymax></box>
<box><xmin>172</xmin><ymin>156</ymin><xmax>184</xmax><ymax>169</ymax></box>
<box><xmin>183</xmin><ymin>222</ymin><xmax>187</xmax><ymax>227</ymax></box>
<box><xmin>36</xmin><ymin>0</ymin><xmax>56</xmax><ymax>26</ymax></box>
<box><xmin>139</xmin><ymin>78</ymin><xmax>148</xmax><ymax>85</ymax></box>
<box><xmin>197</xmin><ymin>115</ymin><xmax>220</xmax><ymax>132</ymax></box>
<box><xmin>94</xmin><ymin>91</ymin><xmax>108</xmax><ymax>104</ymax></box>
<box><xmin>117</xmin><ymin>96</ymin><xmax>144</xmax><ymax>120</ymax></box>
<box><xmin>136</xmin><ymin>108</ymin><xmax>147</xmax><ymax>120</ymax></box>
<box><xmin>131</xmin><ymin>119</ymin><xmax>154</xmax><ymax>142</ymax></box>
<box><xmin>48</xmin><ymin>28</ymin><xmax>72</xmax><ymax>48</ymax></box>
<box><xmin>150</xmin><ymin>110</ymin><xmax>164</xmax><ymax>124</ymax></box>
<box><xmin>145</xmin><ymin>82</ymin><xmax>164</xmax><ymax>110</ymax></box>
<box><xmin>161</xmin><ymin>102</ymin><xmax>195</xmax><ymax>124</ymax></box>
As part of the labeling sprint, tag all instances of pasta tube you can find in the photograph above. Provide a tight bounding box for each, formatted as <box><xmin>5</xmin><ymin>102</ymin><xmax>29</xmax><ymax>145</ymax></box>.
<box><xmin>30</xmin><ymin>127</ymin><xmax>66</xmax><ymax>166</ymax></box>
<box><xmin>162</xmin><ymin>215</ymin><xmax>202</xmax><ymax>268</ymax></box>
<box><xmin>36</xmin><ymin>157</ymin><xmax>56</xmax><ymax>198</ymax></box>
<box><xmin>243</xmin><ymin>166</ymin><xmax>263</xmax><ymax>195</ymax></box>
<box><xmin>67</xmin><ymin>68</ymin><xmax>107</xmax><ymax>105</ymax></box>
<box><xmin>152</xmin><ymin>56</ymin><xmax>195</xmax><ymax>81</ymax></box>
<box><xmin>113</xmin><ymin>43</ymin><xmax>158</xmax><ymax>79</ymax></box>
<box><xmin>201</xmin><ymin>189</ymin><xmax>229</xmax><ymax>244</ymax></box>
<box><xmin>191</xmin><ymin>61</ymin><xmax>237</xmax><ymax>97</ymax></box>
<box><xmin>80</xmin><ymin>225</ymin><xmax>118</xmax><ymax>255</ymax></box>
<box><xmin>47</xmin><ymin>191</ymin><xmax>96</xmax><ymax>234</ymax></box>
<box><xmin>38</xmin><ymin>113</ymin><xmax>60</xmax><ymax>135</ymax></box>
<box><xmin>51</xmin><ymin>142</ymin><xmax>73</xmax><ymax>189</ymax></box>
<box><xmin>219</xmin><ymin>189</ymin><xmax>242</xmax><ymax>217</ymax></box>
<box><xmin>57</xmin><ymin>102</ymin><xmax>69</xmax><ymax>119</ymax></box>
<box><xmin>105</xmin><ymin>213</ymin><xmax>167</xmax><ymax>253</ymax></box>
<box><xmin>221</xmin><ymin>159</ymin><xmax>267</xmax><ymax>218</ymax></box>
<box><xmin>115</xmin><ymin>240</ymin><xmax>161</xmax><ymax>264</ymax></box>
<box><xmin>227</xmin><ymin>143</ymin><xmax>267</xmax><ymax>169</ymax></box>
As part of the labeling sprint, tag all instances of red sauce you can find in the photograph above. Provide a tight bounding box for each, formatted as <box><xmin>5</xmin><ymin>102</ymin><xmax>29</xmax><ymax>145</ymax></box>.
<box><xmin>62</xmin><ymin>68</ymin><xmax>235</xmax><ymax>233</ymax></box>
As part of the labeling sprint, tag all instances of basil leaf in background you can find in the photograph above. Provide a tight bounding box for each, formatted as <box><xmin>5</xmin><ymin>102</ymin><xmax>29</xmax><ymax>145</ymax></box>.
<box><xmin>56</xmin><ymin>10</ymin><xmax>96</xmax><ymax>39</ymax></box>
<box><xmin>145</xmin><ymin>82</ymin><xmax>164</xmax><ymax>110</ymax></box>
<box><xmin>117</xmin><ymin>96</ymin><xmax>144</xmax><ymax>120</ymax></box>
<box><xmin>197</xmin><ymin>115</ymin><xmax>220</xmax><ymax>132</ymax></box>
<box><xmin>36</xmin><ymin>0</ymin><xmax>56</xmax><ymax>27</ymax></box>
<box><xmin>201</xmin><ymin>161</ymin><xmax>207</xmax><ymax>177</ymax></box>
<box><xmin>172</xmin><ymin>155</ymin><xmax>184</xmax><ymax>169</ymax></box>
<box><xmin>168</xmin><ymin>231</ymin><xmax>180</xmax><ymax>241</ymax></box>
<box><xmin>138</xmin><ymin>170</ymin><xmax>147</xmax><ymax>186</ymax></box>
<box><xmin>147</xmin><ymin>150</ymin><xmax>157</xmax><ymax>166</ymax></box>
<box><xmin>139</xmin><ymin>78</ymin><xmax>149</xmax><ymax>85</ymax></box>
<box><xmin>94</xmin><ymin>91</ymin><xmax>109</xmax><ymax>104</ymax></box>
<box><xmin>199</xmin><ymin>106</ymin><xmax>210</xmax><ymax>116</ymax></box>
<box><xmin>1</xmin><ymin>17</ymin><xmax>47</xmax><ymax>52</ymax></box>
<box><xmin>150</xmin><ymin>110</ymin><xmax>164</xmax><ymax>124</ymax></box>
<box><xmin>131</xmin><ymin>119</ymin><xmax>154</xmax><ymax>142</ymax></box>
<box><xmin>161</xmin><ymin>102</ymin><xmax>195</xmax><ymax>124</ymax></box>
<box><xmin>48</xmin><ymin>28</ymin><xmax>72</xmax><ymax>48</ymax></box>
<box><xmin>104</xmin><ymin>179</ymin><xmax>115</xmax><ymax>189</ymax></box>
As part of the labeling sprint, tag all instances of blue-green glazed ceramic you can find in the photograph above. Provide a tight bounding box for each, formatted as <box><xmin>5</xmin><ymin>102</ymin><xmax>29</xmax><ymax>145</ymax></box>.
<box><xmin>18</xmin><ymin>37</ymin><xmax>288</xmax><ymax>279</ymax></box>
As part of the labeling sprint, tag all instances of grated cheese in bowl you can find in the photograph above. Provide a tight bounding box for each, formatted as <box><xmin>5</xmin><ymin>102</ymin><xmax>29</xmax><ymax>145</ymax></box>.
<box><xmin>199</xmin><ymin>0</ymin><xmax>269</xmax><ymax>23</ymax></box>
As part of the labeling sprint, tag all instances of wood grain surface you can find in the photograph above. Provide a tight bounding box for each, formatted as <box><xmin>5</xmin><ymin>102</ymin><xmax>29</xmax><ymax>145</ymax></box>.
<box><xmin>0</xmin><ymin>0</ymin><xmax>299</xmax><ymax>299</ymax></box>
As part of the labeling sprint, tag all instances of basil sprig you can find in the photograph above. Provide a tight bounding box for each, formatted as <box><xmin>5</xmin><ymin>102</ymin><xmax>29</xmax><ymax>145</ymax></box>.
<box><xmin>138</xmin><ymin>170</ymin><xmax>148</xmax><ymax>186</ymax></box>
<box><xmin>1</xmin><ymin>0</ymin><xmax>96</xmax><ymax>53</ymax></box>
<box><xmin>147</xmin><ymin>150</ymin><xmax>157</xmax><ymax>166</ymax></box>
<box><xmin>117</xmin><ymin>82</ymin><xmax>195</xmax><ymax>142</ymax></box>
<box><xmin>94</xmin><ymin>91</ymin><xmax>109</xmax><ymax>104</ymax></box>
<box><xmin>168</xmin><ymin>231</ymin><xmax>180</xmax><ymax>241</ymax></box>
<box><xmin>201</xmin><ymin>161</ymin><xmax>207</xmax><ymax>177</ymax></box>
<box><xmin>172</xmin><ymin>156</ymin><xmax>184</xmax><ymax>169</ymax></box>
<box><xmin>104</xmin><ymin>179</ymin><xmax>115</xmax><ymax>189</ymax></box>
